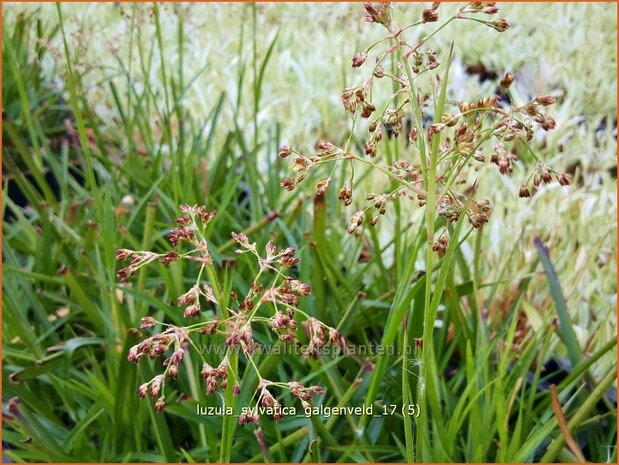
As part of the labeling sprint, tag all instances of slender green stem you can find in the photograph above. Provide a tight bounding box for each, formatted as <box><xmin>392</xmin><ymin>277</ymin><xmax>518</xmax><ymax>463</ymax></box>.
<box><xmin>402</xmin><ymin>319</ymin><xmax>415</xmax><ymax>462</ymax></box>
<box><xmin>351</xmin><ymin>156</ymin><xmax>425</xmax><ymax>196</ymax></box>
<box><xmin>200</xmin><ymin>249</ymin><xmax>237</xmax><ymax>463</ymax></box>
<box><xmin>397</xmin><ymin>31</ymin><xmax>453</xmax><ymax>460</ymax></box>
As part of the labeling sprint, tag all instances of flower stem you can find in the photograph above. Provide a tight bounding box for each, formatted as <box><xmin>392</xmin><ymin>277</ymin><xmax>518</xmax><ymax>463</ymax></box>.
<box><xmin>204</xmin><ymin>262</ymin><xmax>237</xmax><ymax>463</ymax></box>
<box><xmin>397</xmin><ymin>31</ymin><xmax>453</xmax><ymax>461</ymax></box>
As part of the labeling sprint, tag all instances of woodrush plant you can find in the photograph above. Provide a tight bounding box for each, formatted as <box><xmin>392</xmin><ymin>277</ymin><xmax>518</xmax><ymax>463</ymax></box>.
<box><xmin>280</xmin><ymin>2</ymin><xmax>571</xmax><ymax>460</ymax></box>
<box><xmin>4</xmin><ymin>3</ymin><xmax>614</xmax><ymax>464</ymax></box>
<box><xmin>116</xmin><ymin>204</ymin><xmax>346</xmax><ymax>461</ymax></box>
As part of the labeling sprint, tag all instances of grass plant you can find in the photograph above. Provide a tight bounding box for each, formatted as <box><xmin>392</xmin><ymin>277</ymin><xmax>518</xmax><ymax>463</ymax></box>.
<box><xmin>2</xmin><ymin>2</ymin><xmax>616</xmax><ymax>463</ymax></box>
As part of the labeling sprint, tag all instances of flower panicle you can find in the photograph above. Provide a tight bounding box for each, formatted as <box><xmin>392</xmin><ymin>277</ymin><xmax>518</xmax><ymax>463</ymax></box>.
<box><xmin>120</xmin><ymin>205</ymin><xmax>344</xmax><ymax>413</ymax></box>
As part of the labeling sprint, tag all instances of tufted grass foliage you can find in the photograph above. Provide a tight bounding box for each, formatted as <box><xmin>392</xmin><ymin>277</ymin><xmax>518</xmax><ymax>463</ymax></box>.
<box><xmin>2</xmin><ymin>3</ymin><xmax>616</xmax><ymax>463</ymax></box>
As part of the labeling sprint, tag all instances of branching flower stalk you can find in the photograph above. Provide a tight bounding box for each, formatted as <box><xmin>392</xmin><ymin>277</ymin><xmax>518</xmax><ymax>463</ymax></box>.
<box><xmin>117</xmin><ymin>205</ymin><xmax>347</xmax><ymax>462</ymax></box>
<box><xmin>279</xmin><ymin>2</ymin><xmax>570</xmax><ymax>460</ymax></box>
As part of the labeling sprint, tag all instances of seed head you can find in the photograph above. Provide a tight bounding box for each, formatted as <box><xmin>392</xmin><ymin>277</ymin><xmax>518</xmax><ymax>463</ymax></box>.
<box><xmin>128</xmin><ymin>345</ymin><xmax>142</xmax><ymax>364</ymax></box>
<box><xmin>287</xmin><ymin>279</ymin><xmax>312</xmax><ymax>296</ymax></box>
<box><xmin>116</xmin><ymin>249</ymin><xmax>134</xmax><ymax>261</ymax></box>
<box><xmin>428</xmin><ymin>123</ymin><xmax>446</xmax><ymax>139</ymax></box>
<box><xmin>167</xmin><ymin>363</ymin><xmax>179</xmax><ymax>379</ymax></box>
<box><xmin>364</xmin><ymin>140</ymin><xmax>377</xmax><ymax>158</ymax></box>
<box><xmin>260</xmin><ymin>388</ymin><xmax>276</xmax><ymax>408</ymax></box>
<box><xmin>199</xmin><ymin>283</ymin><xmax>216</xmax><ymax>304</ymax></box>
<box><xmin>540</xmin><ymin>115</ymin><xmax>556</xmax><ymax>131</ymax></box>
<box><xmin>194</xmin><ymin>208</ymin><xmax>217</xmax><ymax>227</ymax></box>
<box><xmin>206</xmin><ymin>376</ymin><xmax>218</xmax><ymax>395</ymax></box>
<box><xmin>518</xmin><ymin>185</ymin><xmax>531</xmax><ymax>198</ymax></box>
<box><xmin>160</xmin><ymin>251</ymin><xmax>180</xmax><ymax>265</ymax></box>
<box><xmin>478</xmin><ymin>198</ymin><xmax>492</xmax><ymax>214</ymax></box>
<box><xmin>363</xmin><ymin>2</ymin><xmax>392</xmax><ymax>29</ymax></box>
<box><xmin>347</xmin><ymin>211</ymin><xmax>364</xmax><ymax>234</ymax></box>
<box><xmin>360</xmin><ymin>100</ymin><xmax>376</xmax><ymax>118</ymax></box>
<box><xmin>422</xmin><ymin>7</ymin><xmax>438</xmax><ymax>23</ymax></box>
<box><xmin>328</xmin><ymin>327</ymin><xmax>347</xmax><ymax>351</ymax></box>
<box><xmin>352</xmin><ymin>52</ymin><xmax>368</xmax><ymax>68</ymax></box>
<box><xmin>155</xmin><ymin>398</ymin><xmax>166</xmax><ymax>412</ymax></box>
<box><xmin>264</xmin><ymin>241</ymin><xmax>277</xmax><ymax>260</ymax></box>
<box><xmin>278</xmin><ymin>145</ymin><xmax>292</xmax><ymax>158</ymax></box>
<box><xmin>316</xmin><ymin>178</ymin><xmax>330</xmax><ymax>196</ymax></box>
<box><xmin>461</xmin><ymin>2</ymin><xmax>499</xmax><ymax>14</ymax></box>
<box><xmin>231</xmin><ymin>231</ymin><xmax>251</xmax><ymax>248</ymax></box>
<box><xmin>482</xmin><ymin>3</ymin><xmax>499</xmax><ymax>14</ymax></box>
<box><xmin>272</xmin><ymin>311</ymin><xmax>290</xmax><ymax>329</ymax></box>
<box><xmin>140</xmin><ymin>316</ymin><xmax>157</xmax><ymax>329</ymax></box>
<box><xmin>310</xmin><ymin>385</ymin><xmax>326</xmax><ymax>395</ymax></box>
<box><xmin>469</xmin><ymin>213</ymin><xmax>489</xmax><ymax>229</ymax></box>
<box><xmin>117</xmin><ymin>266</ymin><xmax>135</xmax><ymax>282</ymax></box>
<box><xmin>316</xmin><ymin>141</ymin><xmax>338</xmax><ymax>157</ymax></box>
<box><xmin>239</xmin><ymin>412</ymin><xmax>260</xmax><ymax>425</ymax></box>
<box><xmin>138</xmin><ymin>383</ymin><xmax>149</xmax><ymax>398</ymax></box>
<box><xmin>526</xmin><ymin>103</ymin><xmax>539</xmax><ymax>116</ymax></box>
<box><xmin>170</xmin><ymin>349</ymin><xmax>185</xmax><ymax>365</ymax></box>
<box><xmin>432</xmin><ymin>230</ymin><xmax>450</xmax><ymax>258</ymax></box>
<box><xmin>168</xmin><ymin>226</ymin><xmax>195</xmax><ymax>247</ymax></box>
<box><xmin>536</xmin><ymin>95</ymin><xmax>557</xmax><ymax>106</ymax></box>
<box><xmin>292</xmin><ymin>157</ymin><xmax>310</xmax><ymax>174</ymax></box>
<box><xmin>477</xmin><ymin>96</ymin><xmax>497</xmax><ymax>108</ymax></box>
<box><xmin>281</xmin><ymin>177</ymin><xmax>297</xmax><ymax>191</ymax></box>
<box><xmin>279</xmin><ymin>255</ymin><xmax>300</xmax><ymax>267</ymax></box>
<box><xmin>149</xmin><ymin>375</ymin><xmax>164</xmax><ymax>398</ymax></box>
<box><xmin>373</xmin><ymin>64</ymin><xmax>385</xmax><ymax>78</ymax></box>
<box><xmin>200</xmin><ymin>319</ymin><xmax>219</xmax><ymax>335</ymax></box>
<box><xmin>341</xmin><ymin>88</ymin><xmax>357</xmax><ymax>115</ymax></box>
<box><xmin>201</xmin><ymin>363</ymin><xmax>214</xmax><ymax>380</ymax></box>
<box><xmin>178</xmin><ymin>286</ymin><xmax>201</xmax><ymax>317</ymax></box>
<box><xmin>338</xmin><ymin>183</ymin><xmax>353</xmax><ymax>206</ymax></box>
<box><xmin>500</xmin><ymin>72</ymin><xmax>514</xmax><ymax>89</ymax></box>
<box><xmin>533</xmin><ymin>173</ymin><xmax>542</xmax><ymax>187</ymax></box>
<box><xmin>289</xmin><ymin>381</ymin><xmax>309</xmax><ymax>400</ymax></box>
<box><xmin>555</xmin><ymin>171</ymin><xmax>572</xmax><ymax>186</ymax></box>
<box><xmin>487</xmin><ymin>19</ymin><xmax>510</xmax><ymax>32</ymax></box>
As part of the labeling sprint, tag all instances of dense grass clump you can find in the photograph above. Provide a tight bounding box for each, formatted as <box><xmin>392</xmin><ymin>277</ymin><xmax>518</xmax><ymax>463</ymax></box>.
<box><xmin>2</xmin><ymin>3</ymin><xmax>616</xmax><ymax>463</ymax></box>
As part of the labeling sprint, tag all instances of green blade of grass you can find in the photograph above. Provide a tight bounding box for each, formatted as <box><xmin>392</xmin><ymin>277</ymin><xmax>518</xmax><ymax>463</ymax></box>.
<box><xmin>534</xmin><ymin>237</ymin><xmax>583</xmax><ymax>367</ymax></box>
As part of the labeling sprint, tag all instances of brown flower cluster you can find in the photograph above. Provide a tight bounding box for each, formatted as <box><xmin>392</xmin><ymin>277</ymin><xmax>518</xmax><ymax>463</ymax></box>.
<box><xmin>117</xmin><ymin>205</ymin><xmax>346</xmax><ymax>421</ymax></box>
<box><xmin>279</xmin><ymin>2</ymin><xmax>570</xmax><ymax>244</ymax></box>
